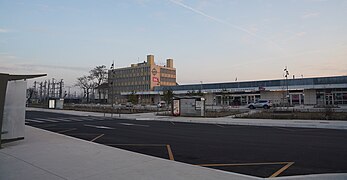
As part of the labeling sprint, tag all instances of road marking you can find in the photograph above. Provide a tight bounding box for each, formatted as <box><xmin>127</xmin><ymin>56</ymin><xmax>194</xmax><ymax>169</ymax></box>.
<box><xmin>39</xmin><ymin>119</ymin><xmax>59</xmax><ymax>123</ymax></box>
<box><xmin>39</xmin><ymin>124</ymin><xmax>57</xmax><ymax>128</ymax></box>
<box><xmin>107</xmin><ymin>143</ymin><xmax>175</xmax><ymax>161</ymax></box>
<box><xmin>39</xmin><ymin>117</ymin><xmax>72</xmax><ymax>122</ymax></box>
<box><xmin>166</xmin><ymin>145</ymin><xmax>175</xmax><ymax>161</ymax></box>
<box><xmin>26</xmin><ymin>119</ymin><xmax>44</xmax><ymax>123</ymax></box>
<box><xmin>198</xmin><ymin>162</ymin><xmax>292</xmax><ymax>167</ymax></box>
<box><xmin>57</xmin><ymin>128</ymin><xmax>77</xmax><ymax>133</ymax></box>
<box><xmin>91</xmin><ymin>134</ymin><xmax>104</xmax><ymax>142</ymax></box>
<box><xmin>107</xmin><ymin>144</ymin><xmax>166</xmax><ymax>146</ymax></box>
<box><xmin>84</xmin><ymin>124</ymin><xmax>115</xmax><ymax>129</ymax></box>
<box><xmin>119</xmin><ymin>123</ymin><xmax>149</xmax><ymax>127</ymax></box>
<box><xmin>215</xmin><ymin>124</ymin><xmax>225</xmax><ymax>128</ymax></box>
<box><xmin>272</xmin><ymin>127</ymin><xmax>298</xmax><ymax>132</ymax></box>
<box><xmin>170</xmin><ymin>121</ymin><xmax>175</xmax><ymax>125</ymax></box>
<box><xmin>35</xmin><ymin>117</ymin><xmax>55</xmax><ymax>121</ymax></box>
<box><xmin>269</xmin><ymin>162</ymin><xmax>294</xmax><ymax>178</ymax></box>
<box><xmin>81</xmin><ymin>117</ymin><xmax>99</xmax><ymax>121</ymax></box>
<box><xmin>51</xmin><ymin>118</ymin><xmax>71</xmax><ymax>122</ymax></box>
<box><xmin>64</xmin><ymin>118</ymin><xmax>83</xmax><ymax>122</ymax></box>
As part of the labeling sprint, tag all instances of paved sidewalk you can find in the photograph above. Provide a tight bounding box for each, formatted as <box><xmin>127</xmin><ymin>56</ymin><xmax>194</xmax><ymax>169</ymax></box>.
<box><xmin>27</xmin><ymin>108</ymin><xmax>347</xmax><ymax>130</ymax></box>
<box><xmin>1</xmin><ymin>126</ymin><xmax>257</xmax><ymax>180</ymax></box>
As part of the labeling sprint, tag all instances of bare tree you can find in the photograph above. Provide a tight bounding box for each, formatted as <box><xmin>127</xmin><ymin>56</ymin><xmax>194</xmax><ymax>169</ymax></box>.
<box><xmin>89</xmin><ymin>65</ymin><xmax>108</xmax><ymax>102</ymax></box>
<box><xmin>90</xmin><ymin>65</ymin><xmax>107</xmax><ymax>85</ymax></box>
<box><xmin>26</xmin><ymin>88</ymin><xmax>36</xmax><ymax>105</ymax></box>
<box><xmin>75</xmin><ymin>65</ymin><xmax>107</xmax><ymax>103</ymax></box>
<box><xmin>75</xmin><ymin>75</ymin><xmax>97</xmax><ymax>103</ymax></box>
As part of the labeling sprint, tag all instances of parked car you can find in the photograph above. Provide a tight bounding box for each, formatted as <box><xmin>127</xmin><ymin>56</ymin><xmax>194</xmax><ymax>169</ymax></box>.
<box><xmin>125</xmin><ymin>102</ymin><xmax>133</xmax><ymax>107</ymax></box>
<box><xmin>248</xmin><ymin>100</ymin><xmax>272</xmax><ymax>109</ymax></box>
<box><xmin>157</xmin><ymin>101</ymin><xmax>166</xmax><ymax>108</ymax></box>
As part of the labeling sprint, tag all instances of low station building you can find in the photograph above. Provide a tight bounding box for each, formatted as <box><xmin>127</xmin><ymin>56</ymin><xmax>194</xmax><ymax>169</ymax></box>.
<box><xmin>155</xmin><ymin>75</ymin><xmax>347</xmax><ymax>106</ymax></box>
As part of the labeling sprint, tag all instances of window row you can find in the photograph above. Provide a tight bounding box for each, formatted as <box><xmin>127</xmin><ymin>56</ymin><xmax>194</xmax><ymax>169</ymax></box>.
<box><xmin>111</xmin><ymin>76</ymin><xmax>151</xmax><ymax>82</ymax></box>
<box><xmin>160</xmin><ymin>77</ymin><xmax>176</xmax><ymax>83</ymax></box>
<box><xmin>160</xmin><ymin>68</ymin><xmax>176</xmax><ymax>75</ymax></box>
<box><xmin>113</xmin><ymin>85</ymin><xmax>151</xmax><ymax>92</ymax></box>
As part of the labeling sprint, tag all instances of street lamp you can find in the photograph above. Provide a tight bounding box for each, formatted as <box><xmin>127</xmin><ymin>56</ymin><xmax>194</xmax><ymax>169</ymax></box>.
<box><xmin>110</xmin><ymin>81</ymin><xmax>113</xmax><ymax>117</ymax></box>
<box><xmin>284</xmin><ymin>66</ymin><xmax>289</xmax><ymax>106</ymax></box>
<box><xmin>110</xmin><ymin>61</ymin><xmax>115</xmax><ymax>118</ymax></box>
<box><xmin>200</xmin><ymin>81</ymin><xmax>203</xmax><ymax>94</ymax></box>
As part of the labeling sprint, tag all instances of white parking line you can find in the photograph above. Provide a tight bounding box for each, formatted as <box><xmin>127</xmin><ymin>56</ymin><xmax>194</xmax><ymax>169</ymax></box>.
<box><xmin>119</xmin><ymin>123</ymin><xmax>149</xmax><ymax>127</ymax></box>
<box><xmin>82</xmin><ymin>117</ymin><xmax>104</xmax><ymax>121</ymax></box>
<box><xmin>84</xmin><ymin>124</ymin><xmax>115</xmax><ymax>129</ymax></box>
<box><xmin>63</xmin><ymin>118</ymin><xmax>83</xmax><ymax>122</ymax></box>
<box><xmin>44</xmin><ymin>118</ymin><xmax>72</xmax><ymax>122</ymax></box>
<box><xmin>91</xmin><ymin>134</ymin><xmax>105</xmax><ymax>142</ymax></box>
<box><xmin>216</xmin><ymin>124</ymin><xmax>225</xmax><ymax>128</ymax></box>
<box><xmin>26</xmin><ymin>119</ymin><xmax>44</xmax><ymax>123</ymax></box>
<box><xmin>34</xmin><ymin>118</ymin><xmax>58</xmax><ymax>123</ymax></box>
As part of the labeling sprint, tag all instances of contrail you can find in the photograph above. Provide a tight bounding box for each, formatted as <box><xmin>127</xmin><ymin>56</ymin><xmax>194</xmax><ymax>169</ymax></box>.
<box><xmin>169</xmin><ymin>0</ymin><xmax>284</xmax><ymax>52</ymax></box>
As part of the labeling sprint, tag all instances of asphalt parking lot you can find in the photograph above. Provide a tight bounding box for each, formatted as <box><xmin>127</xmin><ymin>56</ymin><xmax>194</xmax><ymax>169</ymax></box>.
<box><xmin>26</xmin><ymin>110</ymin><xmax>347</xmax><ymax>178</ymax></box>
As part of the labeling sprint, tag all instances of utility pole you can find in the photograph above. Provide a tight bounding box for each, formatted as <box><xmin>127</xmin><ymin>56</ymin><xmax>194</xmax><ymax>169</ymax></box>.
<box><xmin>66</xmin><ymin>86</ymin><xmax>71</xmax><ymax>98</ymax></box>
<box><xmin>39</xmin><ymin>82</ymin><xmax>43</xmax><ymax>102</ymax></box>
<box><xmin>59</xmin><ymin>79</ymin><xmax>64</xmax><ymax>98</ymax></box>
<box><xmin>33</xmin><ymin>81</ymin><xmax>37</xmax><ymax>99</ymax></box>
<box><xmin>52</xmin><ymin>78</ymin><xmax>55</xmax><ymax>98</ymax></box>
<box><xmin>47</xmin><ymin>80</ymin><xmax>50</xmax><ymax>99</ymax></box>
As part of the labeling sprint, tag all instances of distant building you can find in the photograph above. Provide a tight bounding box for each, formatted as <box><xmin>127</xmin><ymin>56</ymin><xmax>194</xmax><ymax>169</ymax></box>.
<box><xmin>155</xmin><ymin>75</ymin><xmax>347</xmax><ymax>106</ymax></box>
<box><xmin>108</xmin><ymin>55</ymin><xmax>176</xmax><ymax>104</ymax></box>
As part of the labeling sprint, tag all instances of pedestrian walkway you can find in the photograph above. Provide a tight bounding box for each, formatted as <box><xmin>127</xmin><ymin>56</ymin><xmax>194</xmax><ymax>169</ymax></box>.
<box><xmin>0</xmin><ymin>126</ymin><xmax>257</xmax><ymax>180</ymax></box>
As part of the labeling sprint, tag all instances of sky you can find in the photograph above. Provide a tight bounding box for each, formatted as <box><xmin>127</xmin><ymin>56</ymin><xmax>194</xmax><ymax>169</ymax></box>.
<box><xmin>1</xmin><ymin>0</ymin><xmax>347</xmax><ymax>88</ymax></box>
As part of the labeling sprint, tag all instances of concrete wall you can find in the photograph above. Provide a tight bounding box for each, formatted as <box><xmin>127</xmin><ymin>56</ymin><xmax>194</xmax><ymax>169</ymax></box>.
<box><xmin>260</xmin><ymin>91</ymin><xmax>285</xmax><ymax>104</ymax></box>
<box><xmin>304</xmin><ymin>89</ymin><xmax>316</xmax><ymax>105</ymax></box>
<box><xmin>203</xmin><ymin>93</ymin><xmax>214</xmax><ymax>105</ymax></box>
<box><xmin>2</xmin><ymin>80</ymin><xmax>26</xmax><ymax>140</ymax></box>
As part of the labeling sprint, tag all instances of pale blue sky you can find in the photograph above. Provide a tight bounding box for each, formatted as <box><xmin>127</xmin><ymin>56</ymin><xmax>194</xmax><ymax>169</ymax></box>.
<box><xmin>1</xmin><ymin>0</ymin><xmax>347</xmax><ymax>86</ymax></box>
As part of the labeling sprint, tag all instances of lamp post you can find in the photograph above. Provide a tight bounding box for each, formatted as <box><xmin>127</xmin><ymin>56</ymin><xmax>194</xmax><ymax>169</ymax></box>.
<box><xmin>110</xmin><ymin>81</ymin><xmax>113</xmax><ymax>117</ymax></box>
<box><xmin>200</xmin><ymin>81</ymin><xmax>203</xmax><ymax>94</ymax></box>
<box><xmin>284</xmin><ymin>66</ymin><xmax>289</xmax><ymax>107</ymax></box>
<box><xmin>110</xmin><ymin>62</ymin><xmax>114</xmax><ymax>118</ymax></box>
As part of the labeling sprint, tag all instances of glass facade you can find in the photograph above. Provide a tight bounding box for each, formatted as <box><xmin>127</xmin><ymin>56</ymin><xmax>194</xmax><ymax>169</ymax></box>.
<box><xmin>316</xmin><ymin>90</ymin><xmax>347</xmax><ymax>105</ymax></box>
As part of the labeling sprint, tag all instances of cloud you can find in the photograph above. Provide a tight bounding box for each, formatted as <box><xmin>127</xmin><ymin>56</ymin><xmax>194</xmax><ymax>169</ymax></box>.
<box><xmin>0</xmin><ymin>53</ymin><xmax>17</xmax><ymax>59</ymax></box>
<box><xmin>0</xmin><ymin>53</ymin><xmax>89</xmax><ymax>73</ymax></box>
<box><xmin>302</xmin><ymin>12</ymin><xmax>320</xmax><ymax>19</ymax></box>
<box><xmin>295</xmin><ymin>32</ymin><xmax>307</xmax><ymax>37</ymax></box>
<box><xmin>169</xmin><ymin>0</ymin><xmax>255</xmax><ymax>36</ymax></box>
<box><xmin>22</xmin><ymin>64</ymin><xmax>90</xmax><ymax>71</ymax></box>
<box><xmin>168</xmin><ymin>0</ymin><xmax>284</xmax><ymax>52</ymax></box>
<box><xmin>280</xmin><ymin>31</ymin><xmax>307</xmax><ymax>43</ymax></box>
<box><xmin>0</xmin><ymin>28</ymin><xmax>10</xmax><ymax>33</ymax></box>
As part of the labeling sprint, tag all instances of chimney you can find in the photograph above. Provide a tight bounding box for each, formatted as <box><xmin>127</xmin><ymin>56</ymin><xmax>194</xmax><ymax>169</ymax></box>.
<box><xmin>166</xmin><ymin>59</ymin><xmax>173</xmax><ymax>68</ymax></box>
<box><xmin>147</xmin><ymin>55</ymin><xmax>154</xmax><ymax>65</ymax></box>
